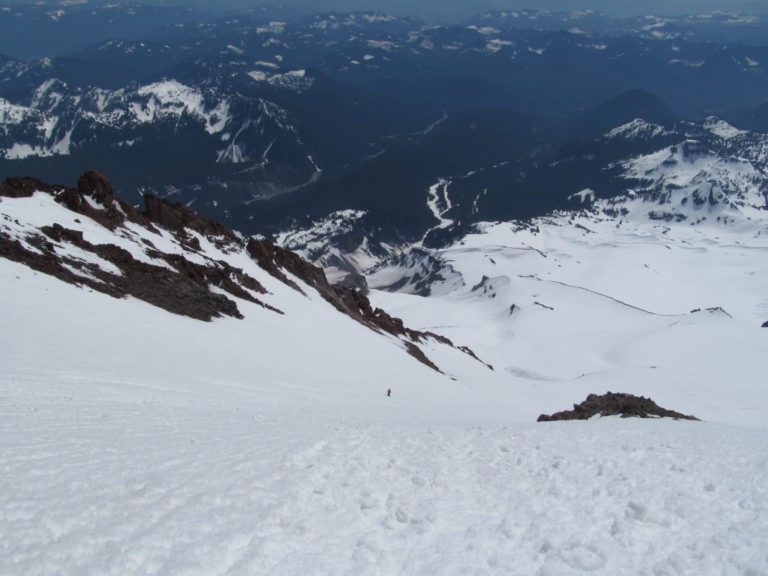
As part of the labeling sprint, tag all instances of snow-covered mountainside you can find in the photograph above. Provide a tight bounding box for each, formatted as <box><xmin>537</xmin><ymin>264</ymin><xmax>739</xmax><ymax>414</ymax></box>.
<box><xmin>565</xmin><ymin>117</ymin><xmax>768</xmax><ymax>226</ymax></box>
<box><xmin>2</xmin><ymin>169</ymin><xmax>768</xmax><ymax>574</ymax></box>
<box><xmin>0</xmin><ymin>75</ymin><xmax>322</xmax><ymax>199</ymax></box>
<box><xmin>0</xmin><ymin>171</ymin><xmax>485</xmax><ymax>373</ymax></box>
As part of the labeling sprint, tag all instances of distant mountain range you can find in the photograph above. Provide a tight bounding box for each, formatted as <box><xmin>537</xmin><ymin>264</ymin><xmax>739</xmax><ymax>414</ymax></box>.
<box><xmin>0</xmin><ymin>4</ymin><xmax>766</xmax><ymax>262</ymax></box>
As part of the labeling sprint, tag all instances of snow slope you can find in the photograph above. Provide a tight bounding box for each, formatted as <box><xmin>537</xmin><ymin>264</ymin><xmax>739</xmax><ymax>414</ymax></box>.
<box><xmin>2</xmin><ymin>183</ymin><xmax>768</xmax><ymax>575</ymax></box>
<box><xmin>371</xmin><ymin>213</ymin><xmax>768</xmax><ymax>428</ymax></box>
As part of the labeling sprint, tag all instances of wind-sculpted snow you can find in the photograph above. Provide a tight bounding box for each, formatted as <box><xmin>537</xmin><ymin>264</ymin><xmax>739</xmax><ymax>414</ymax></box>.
<box><xmin>1</xmin><ymin>385</ymin><xmax>766</xmax><ymax>575</ymax></box>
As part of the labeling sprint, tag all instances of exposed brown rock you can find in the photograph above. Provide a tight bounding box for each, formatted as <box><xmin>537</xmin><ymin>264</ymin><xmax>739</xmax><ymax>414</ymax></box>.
<box><xmin>50</xmin><ymin>170</ymin><xmax>155</xmax><ymax>233</ymax></box>
<box><xmin>143</xmin><ymin>194</ymin><xmax>239</xmax><ymax>248</ymax></box>
<box><xmin>0</xmin><ymin>176</ymin><xmax>62</xmax><ymax>198</ymax></box>
<box><xmin>2</xmin><ymin>172</ymin><xmax>279</xmax><ymax>321</ymax></box>
<box><xmin>246</xmin><ymin>238</ymin><xmax>492</xmax><ymax>372</ymax></box>
<box><xmin>2</xmin><ymin>171</ymin><xmax>487</xmax><ymax>371</ymax></box>
<box><xmin>78</xmin><ymin>169</ymin><xmax>115</xmax><ymax>204</ymax></box>
<box><xmin>537</xmin><ymin>392</ymin><xmax>700</xmax><ymax>422</ymax></box>
<box><xmin>762</xmin><ymin>320</ymin><xmax>768</xmax><ymax>328</ymax></box>
<box><xmin>404</xmin><ymin>341</ymin><xmax>441</xmax><ymax>372</ymax></box>
<box><xmin>246</xmin><ymin>239</ymin><xmax>306</xmax><ymax>294</ymax></box>
<box><xmin>41</xmin><ymin>223</ymin><xmax>84</xmax><ymax>245</ymax></box>
<box><xmin>57</xmin><ymin>170</ymin><xmax>126</xmax><ymax>230</ymax></box>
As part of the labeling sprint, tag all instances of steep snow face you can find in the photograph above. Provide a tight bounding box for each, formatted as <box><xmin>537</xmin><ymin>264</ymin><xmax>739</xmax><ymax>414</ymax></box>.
<box><xmin>277</xmin><ymin>210</ymin><xmax>384</xmax><ymax>283</ymax></box>
<box><xmin>3</xmin><ymin>202</ymin><xmax>768</xmax><ymax>576</ymax></box>
<box><xmin>2</xmin><ymin>180</ymin><xmax>768</xmax><ymax>575</ymax></box>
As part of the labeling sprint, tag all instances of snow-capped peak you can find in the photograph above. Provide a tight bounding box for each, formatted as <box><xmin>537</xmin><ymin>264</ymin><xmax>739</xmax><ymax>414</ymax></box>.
<box><xmin>605</xmin><ymin>118</ymin><xmax>669</xmax><ymax>140</ymax></box>
<box><xmin>703</xmin><ymin>116</ymin><xmax>747</xmax><ymax>140</ymax></box>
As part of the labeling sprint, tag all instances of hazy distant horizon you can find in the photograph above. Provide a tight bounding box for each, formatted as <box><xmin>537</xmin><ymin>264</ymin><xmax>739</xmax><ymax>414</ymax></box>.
<box><xmin>166</xmin><ymin>1</ymin><xmax>768</xmax><ymax>21</ymax></box>
<box><xmin>6</xmin><ymin>0</ymin><xmax>768</xmax><ymax>21</ymax></box>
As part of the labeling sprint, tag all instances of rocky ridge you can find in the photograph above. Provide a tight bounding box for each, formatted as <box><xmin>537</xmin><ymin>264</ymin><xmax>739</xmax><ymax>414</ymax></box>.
<box><xmin>0</xmin><ymin>170</ymin><xmax>487</xmax><ymax>372</ymax></box>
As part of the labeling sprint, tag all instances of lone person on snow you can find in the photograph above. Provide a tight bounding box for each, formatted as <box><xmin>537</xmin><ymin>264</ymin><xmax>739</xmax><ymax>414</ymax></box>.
<box><xmin>387</xmin><ymin>388</ymin><xmax>391</xmax><ymax>397</ymax></box>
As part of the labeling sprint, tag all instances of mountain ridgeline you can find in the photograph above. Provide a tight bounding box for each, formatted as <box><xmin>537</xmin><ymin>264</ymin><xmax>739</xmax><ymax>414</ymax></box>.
<box><xmin>0</xmin><ymin>169</ymin><xmax>490</xmax><ymax>372</ymax></box>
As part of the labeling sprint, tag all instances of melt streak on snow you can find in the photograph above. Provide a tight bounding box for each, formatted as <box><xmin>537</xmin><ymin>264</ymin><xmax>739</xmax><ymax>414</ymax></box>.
<box><xmin>2</xmin><ymin>188</ymin><xmax>768</xmax><ymax>574</ymax></box>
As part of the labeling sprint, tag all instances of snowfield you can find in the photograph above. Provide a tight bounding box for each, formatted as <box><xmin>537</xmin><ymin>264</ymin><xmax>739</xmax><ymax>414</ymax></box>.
<box><xmin>2</xmin><ymin>191</ymin><xmax>768</xmax><ymax>574</ymax></box>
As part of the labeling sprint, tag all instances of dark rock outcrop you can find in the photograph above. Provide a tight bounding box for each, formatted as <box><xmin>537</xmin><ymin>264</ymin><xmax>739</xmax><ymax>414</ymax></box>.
<box><xmin>57</xmin><ymin>169</ymin><xmax>144</xmax><ymax>230</ymax></box>
<box><xmin>0</xmin><ymin>176</ymin><xmax>61</xmax><ymax>198</ymax></box>
<box><xmin>1</xmin><ymin>172</ymin><xmax>276</xmax><ymax>321</ymax></box>
<box><xmin>537</xmin><ymin>392</ymin><xmax>700</xmax><ymax>422</ymax></box>
<box><xmin>2</xmin><ymin>170</ymin><xmax>488</xmax><ymax>372</ymax></box>
<box><xmin>247</xmin><ymin>238</ymin><xmax>492</xmax><ymax>372</ymax></box>
<box><xmin>762</xmin><ymin>320</ymin><xmax>768</xmax><ymax>328</ymax></box>
<box><xmin>143</xmin><ymin>193</ymin><xmax>239</xmax><ymax>248</ymax></box>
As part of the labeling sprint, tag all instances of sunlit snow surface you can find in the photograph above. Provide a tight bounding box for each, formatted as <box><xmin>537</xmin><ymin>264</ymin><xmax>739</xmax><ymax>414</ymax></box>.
<box><xmin>2</xmin><ymin>195</ymin><xmax>768</xmax><ymax>574</ymax></box>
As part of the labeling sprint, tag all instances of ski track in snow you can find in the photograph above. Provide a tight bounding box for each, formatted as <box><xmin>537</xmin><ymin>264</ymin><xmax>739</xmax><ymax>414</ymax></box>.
<box><xmin>2</xmin><ymin>388</ymin><xmax>767</xmax><ymax>576</ymax></box>
<box><xmin>523</xmin><ymin>275</ymin><xmax>680</xmax><ymax>317</ymax></box>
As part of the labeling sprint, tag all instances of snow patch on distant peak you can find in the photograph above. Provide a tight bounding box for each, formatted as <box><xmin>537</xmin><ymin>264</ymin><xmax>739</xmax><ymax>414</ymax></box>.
<box><xmin>254</xmin><ymin>60</ymin><xmax>280</xmax><ymax>69</ymax></box>
<box><xmin>606</xmin><ymin>119</ymin><xmax>669</xmax><ymax>140</ymax></box>
<box><xmin>703</xmin><ymin>117</ymin><xmax>747</xmax><ymax>140</ymax></box>
<box><xmin>31</xmin><ymin>79</ymin><xmax>67</xmax><ymax>111</ymax></box>
<box><xmin>569</xmin><ymin>189</ymin><xmax>595</xmax><ymax>204</ymax></box>
<box><xmin>485</xmin><ymin>38</ymin><xmax>514</xmax><ymax>53</ymax></box>
<box><xmin>603</xmin><ymin>140</ymin><xmax>768</xmax><ymax>226</ymax></box>
<box><xmin>247</xmin><ymin>69</ymin><xmax>314</xmax><ymax>93</ymax></box>
<box><xmin>361</xmin><ymin>13</ymin><xmax>397</xmax><ymax>23</ymax></box>
<box><xmin>0</xmin><ymin>98</ymin><xmax>39</xmax><ymax>126</ymax></box>
<box><xmin>366</xmin><ymin>39</ymin><xmax>397</xmax><ymax>51</ymax></box>
<box><xmin>468</xmin><ymin>25</ymin><xmax>501</xmax><ymax>35</ymax></box>
<box><xmin>255</xmin><ymin>21</ymin><xmax>286</xmax><ymax>34</ymax></box>
<box><xmin>135</xmin><ymin>80</ymin><xmax>231</xmax><ymax>135</ymax></box>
